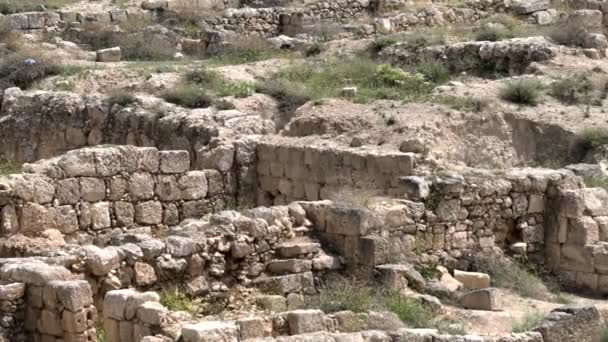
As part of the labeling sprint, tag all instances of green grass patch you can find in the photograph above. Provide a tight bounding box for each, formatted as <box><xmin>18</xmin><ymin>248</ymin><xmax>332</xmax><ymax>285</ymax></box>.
<box><xmin>511</xmin><ymin>311</ymin><xmax>545</xmax><ymax>333</ymax></box>
<box><xmin>162</xmin><ymin>84</ymin><xmax>212</xmax><ymax>108</ymax></box>
<box><xmin>477</xmin><ymin>258</ymin><xmax>553</xmax><ymax>301</ymax></box>
<box><xmin>499</xmin><ymin>79</ymin><xmax>544</xmax><ymax>105</ymax></box>
<box><xmin>258</xmin><ymin>57</ymin><xmax>435</xmax><ymax>105</ymax></box>
<box><xmin>205</xmin><ymin>36</ymin><xmax>296</xmax><ymax>66</ymax></box>
<box><xmin>382</xmin><ymin>292</ymin><xmax>434</xmax><ymax>328</ymax></box>
<box><xmin>599</xmin><ymin>326</ymin><xmax>608</xmax><ymax>342</ymax></box>
<box><xmin>584</xmin><ymin>176</ymin><xmax>608</xmax><ymax>189</ymax></box>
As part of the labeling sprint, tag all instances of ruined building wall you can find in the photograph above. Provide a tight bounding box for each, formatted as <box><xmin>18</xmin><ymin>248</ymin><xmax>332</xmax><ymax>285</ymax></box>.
<box><xmin>0</xmin><ymin>146</ymin><xmax>235</xmax><ymax>240</ymax></box>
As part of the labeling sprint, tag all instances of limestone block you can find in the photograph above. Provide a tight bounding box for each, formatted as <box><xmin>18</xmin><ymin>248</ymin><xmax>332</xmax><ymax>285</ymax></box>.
<box><xmin>513</xmin><ymin>0</ymin><xmax>549</xmax><ymax>14</ymax></box>
<box><xmin>12</xmin><ymin>174</ymin><xmax>55</xmax><ymax>204</ymax></box>
<box><xmin>179</xmin><ymin>171</ymin><xmax>208</xmax><ymax>200</ymax></box>
<box><xmin>160</xmin><ymin>151</ymin><xmax>190</xmax><ymax>173</ymax></box>
<box><xmin>137</xmin><ymin>147</ymin><xmax>160</xmax><ymax>173</ymax></box>
<box><xmin>164</xmin><ymin>203</ymin><xmax>180</xmax><ymax>225</ymax></box>
<box><xmin>135</xmin><ymin>201</ymin><xmax>163</xmax><ymax>225</ymax></box>
<box><xmin>115</xmin><ymin>202</ymin><xmax>134</xmax><ymax>227</ymax></box>
<box><xmin>460</xmin><ymin>288</ymin><xmax>497</xmax><ymax>311</ymax></box>
<box><xmin>358</xmin><ymin>235</ymin><xmax>389</xmax><ymax>266</ymax></box>
<box><xmin>181</xmin><ymin>321</ymin><xmax>239</xmax><ymax>342</ymax></box>
<box><xmin>84</xmin><ymin>245</ymin><xmax>121</xmax><ymax>276</ymax></box>
<box><xmin>454</xmin><ymin>270</ymin><xmax>490</xmax><ymax>290</ymax></box>
<box><xmin>62</xmin><ymin>309</ymin><xmax>87</xmax><ymax>333</ymax></box>
<box><xmin>155</xmin><ymin>175</ymin><xmax>181</xmax><ymax>201</ymax></box>
<box><xmin>165</xmin><ymin>236</ymin><xmax>198</xmax><ymax>257</ymax></box>
<box><xmin>266</xmin><ymin>259</ymin><xmax>312</xmax><ymax>275</ymax></box>
<box><xmin>581</xmin><ymin>188</ymin><xmax>608</xmax><ymax>216</ymax></box>
<box><xmin>90</xmin><ymin>202</ymin><xmax>111</xmax><ymax>230</ymax></box>
<box><xmin>0</xmin><ymin>283</ymin><xmax>25</xmax><ymax>301</ymax></box>
<box><xmin>137</xmin><ymin>301</ymin><xmax>167</xmax><ymax>325</ymax></box>
<box><xmin>527</xmin><ymin>194</ymin><xmax>545</xmax><ymax>213</ymax></box>
<box><xmin>198</xmin><ymin>144</ymin><xmax>235</xmax><ymax>172</ymax></box>
<box><xmin>56</xmin><ymin>178</ymin><xmax>80</xmax><ymax>205</ymax></box>
<box><xmin>129</xmin><ymin>172</ymin><xmax>155</xmax><ymax>200</ymax></box>
<box><xmin>560</xmin><ymin>244</ymin><xmax>595</xmax><ymax>273</ymax></box>
<box><xmin>256</xmin><ymin>295</ymin><xmax>287</xmax><ymax>312</ymax></box>
<box><xmin>38</xmin><ymin>309</ymin><xmax>62</xmax><ymax>336</ymax></box>
<box><xmin>569</xmin><ymin>9</ymin><xmax>603</xmax><ymax>28</ymax></box>
<box><xmin>376</xmin><ymin>264</ymin><xmax>426</xmax><ymax>292</ymax></box>
<box><xmin>104</xmin><ymin>289</ymin><xmax>138</xmax><ymax>320</ymax></box>
<box><xmin>567</xmin><ymin>216</ymin><xmax>599</xmax><ymax>245</ymax></box>
<box><xmin>134</xmin><ymin>262</ymin><xmax>157</xmax><ymax>287</ymax></box>
<box><xmin>80</xmin><ymin>177</ymin><xmax>105</xmax><ymax>202</ymax></box>
<box><xmin>20</xmin><ymin>203</ymin><xmax>53</xmax><ymax>234</ymax></box>
<box><xmin>286</xmin><ymin>309</ymin><xmax>326</xmax><ymax>335</ymax></box>
<box><xmin>237</xmin><ymin>317</ymin><xmax>272</xmax><ymax>340</ymax></box>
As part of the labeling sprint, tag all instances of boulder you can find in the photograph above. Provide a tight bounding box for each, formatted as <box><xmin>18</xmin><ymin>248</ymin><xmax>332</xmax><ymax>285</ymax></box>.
<box><xmin>460</xmin><ymin>288</ymin><xmax>497</xmax><ymax>311</ymax></box>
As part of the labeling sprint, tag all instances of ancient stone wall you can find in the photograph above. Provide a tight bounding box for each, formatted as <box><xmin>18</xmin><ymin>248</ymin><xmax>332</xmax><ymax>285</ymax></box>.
<box><xmin>295</xmin><ymin>169</ymin><xmax>581</xmax><ymax>270</ymax></box>
<box><xmin>380</xmin><ymin>36</ymin><xmax>558</xmax><ymax>76</ymax></box>
<box><xmin>255</xmin><ymin>142</ymin><xmax>417</xmax><ymax>206</ymax></box>
<box><xmin>0</xmin><ymin>146</ymin><xmax>232</xmax><ymax>240</ymax></box>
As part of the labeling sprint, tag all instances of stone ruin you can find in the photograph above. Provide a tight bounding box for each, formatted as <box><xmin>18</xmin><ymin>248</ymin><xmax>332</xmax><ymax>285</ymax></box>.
<box><xmin>0</xmin><ymin>138</ymin><xmax>604</xmax><ymax>341</ymax></box>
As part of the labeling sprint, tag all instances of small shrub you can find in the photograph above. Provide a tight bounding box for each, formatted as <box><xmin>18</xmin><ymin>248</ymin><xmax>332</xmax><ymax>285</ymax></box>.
<box><xmin>162</xmin><ymin>84</ymin><xmax>212</xmax><ymax>108</ymax></box>
<box><xmin>401</xmin><ymin>29</ymin><xmax>447</xmax><ymax>49</ymax></box>
<box><xmin>96</xmin><ymin>322</ymin><xmax>105</xmax><ymax>342</ymax></box>
<box><xmin>416</xmin><ymin>62</ymin><xmax>450</xmax><ymax>84</ymax></box>
<box><xmin>550</xmin><ymin>73</ymin><xmax>594</xmax><ymax>105</ymax></box>
<box><xmin>477</xmin><ymin>258</ymin><xmax>552</xmax><ymax>301</ymax></box>
<box><xmin>0</xmin><ymin>158</ymin><xmax>20</xmax><ymax>175</ymax></box>
<box><xmin>511</xmin><ymin>311</ymin><xmax>545</xmax><ymax>333</ymax></box>
<box><xmin>186</xmin><ymin>68</ymin><xmax>223</xmax><ymax>87</ymax></box>
<box><xmin>383</xmin><ymin>292</ymin><xmax>434</xmax><ymax>328</ymax></box>
<box><xmin>255</xmin><ymin>78</ymin><xmax>311</xmax><ymax>112</ymax></box>
<box><xmin>220</xmin><ymin>81</ymin><xmax>255</xmax><ymax>98</ymax></box>
<box><xmin>475</xmin><ymin>27</ymin><xmax>516</xmax><ymax>42</ymax></box>
<box><xmin>499</xmin><ymin>79</ymin><xmax>543</xmax><ymax>105</ymax></box>
<box><xmin>579</xmin><ymin>127</ymin><xmax>608</xmax><ymax>149</ymax></box>
<box><xmin>107</xmin><ymin>92</ymin><xmax>137</xmax><ymax>107</ymax></box>
<box><xmin>435</xmin><ymin>95</ymin><xmax>491</xmax><ymax>112</ymax></box>
<box><xmin>367</xmin><ymin>36</ymin><xmax>401</xmax><ymax>55</ymax></box>
<box><xmin>304</xmin><ymin>43</ymin><xmax>323</xmax><ymax>57</ymax></box>
<box><xmin>160</xmin><ymin>289</ymin><xmax>199</xmax><ymax>315</ymax></box>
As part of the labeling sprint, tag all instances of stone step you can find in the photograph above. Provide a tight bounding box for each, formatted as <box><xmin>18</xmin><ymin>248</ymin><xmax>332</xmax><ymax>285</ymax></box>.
<box><xmin>266</xmin><ymin>259</ymin><xmax>312</xmax><ymax>275</ymax></box>
<box><xmin>277</xmin><ymin>237</ymin><xmax>321</xmax><ymax>258</ymax></box>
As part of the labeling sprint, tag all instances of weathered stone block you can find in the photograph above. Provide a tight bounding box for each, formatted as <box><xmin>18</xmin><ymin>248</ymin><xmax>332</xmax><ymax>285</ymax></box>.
<box><xmin>179</xmin><ymin>171</ymin><xmax>208</xmax><ymax>200</ymax></box>
<box><xmin>460</xmin><ymin>288</ymin><xmax>497</xmax><ymax>311</ymax></box>
<box><xmin>160</xmin><ymin>151</ymin><xmax>190</xmax><ymax>173</ymax></box>
<box><xmin>286</xmin><ymin>309</ymin><xmax>326</xmax><ymax>335</ymax></box>
<box><xmin>181</xmin><ymin>321</ymin><xmax>238</xmax><ymax>342</ymax></box>
<box><xmin>135</xmin><ymin>201</ymin><xmax>163</xmax><ymax>225</ymax></box>
<box><xmin>129</xmin><ymin>172</ymin><xmax>155</xmax><ymax>200</ymax></box>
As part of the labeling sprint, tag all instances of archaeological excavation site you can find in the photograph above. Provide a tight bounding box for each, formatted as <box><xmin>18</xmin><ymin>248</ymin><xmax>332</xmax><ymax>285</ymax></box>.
<box><xmin>7</xmin><ymin>0</ymin><xmax>608</xmax><ymax>341</ymax></box>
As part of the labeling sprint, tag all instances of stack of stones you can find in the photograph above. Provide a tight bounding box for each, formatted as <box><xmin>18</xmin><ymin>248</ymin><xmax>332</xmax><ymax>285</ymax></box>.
<box><xmin>0</xmin><ymin>283</ymin><xmax>25</xmax><ymax>342</ymax></box>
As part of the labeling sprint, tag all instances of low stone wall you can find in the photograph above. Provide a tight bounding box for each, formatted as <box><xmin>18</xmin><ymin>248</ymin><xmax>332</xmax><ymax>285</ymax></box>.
<box><xmin>255</xmin><ymin>142</ymin><xmax>416</xmax><ymax>205</ymax></box>
<box><xmin>380</xmin><ymin>36</ymin><xmax>558</xmax><ymax>76</ymax></box>
<box><xmin>103</xmin><ymin>289</ymin><xmax>167</xmax><ymax>342</ymax></box>
<box><xmin>534</xmin><ymin>305</ymin><xmax>603</xmax><ymax>342</ymax></box>
<box><xmin>0</xmin><ymin>146</ymin><xmax>231</xmax><ymax>240</ymax></box>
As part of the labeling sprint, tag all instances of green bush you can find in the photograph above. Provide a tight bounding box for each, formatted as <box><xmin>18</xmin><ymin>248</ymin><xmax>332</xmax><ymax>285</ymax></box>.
<box><xmin>0</xmin><ymin>158</ymin><xmax>20</xmax><ymax>175</ymax></box>
<box><xmin>585</xmin><ymin>176</ymin><xmax>608</xmax><ymax>189</ymax></box>
<box><xmin>383</xmin><ymin>292</ymin><xmax>434</xmax><ymax>328</ymax></box>
<box><xmin>416</xmin><ymin>62</ymin><xmax>450</xmax><ymax>84</ymax></box>
<box><xmin>499</xmin><ymin>79</ymin><xmax>543</xmax><ymax>105</ymax></box>
<box><xmin>598</xmin><ymin>326</ymin><xmax>608</xmax><ymax>342</ymax></box>
<box><xmin>550</xmin><ymin>73</ymin><xmax>594</xmax><ymax>105</ymax></box>
<box><xmin>162</xmin><ymin>84</ymin><xmax>212</xmax><ymax>108</ymax></box>
<box><xmin>107</xmin><ymin>92</ymin><xmax>137</xmax><ymax>107</ymax></box>
<box><xmin>512</xmin><ymin>312</ymin><xmax>545</xmax><ymax>333</ymax></box>
<box><xmin>579</xmin><ymin>127</ymin><xmax>608</xmax><ymax>149</ymax></box>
